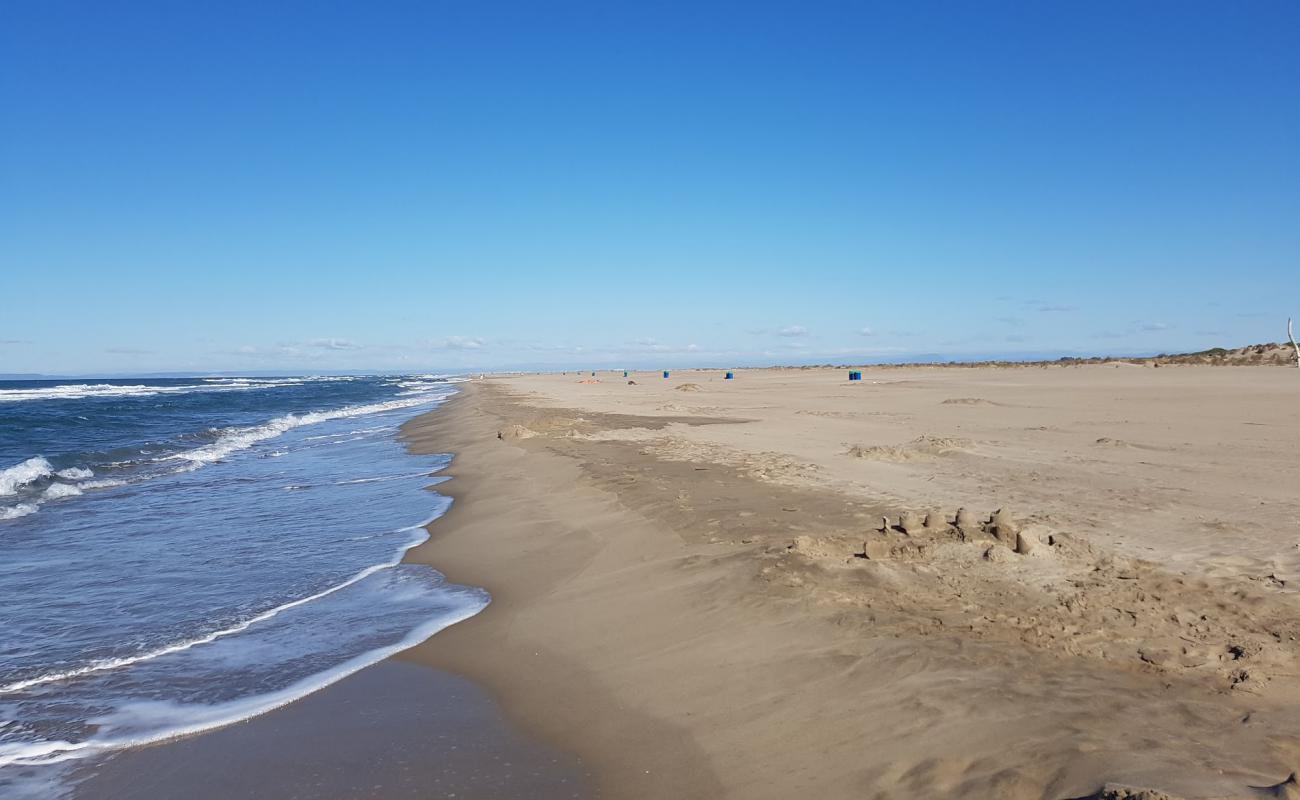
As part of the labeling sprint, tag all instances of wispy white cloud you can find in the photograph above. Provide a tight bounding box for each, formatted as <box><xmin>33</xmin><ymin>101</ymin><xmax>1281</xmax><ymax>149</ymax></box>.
<box><xmin>778</xmin><ymin>325</ymin><xmax>809</xmax><ymax>337</ymax></box>
<box><xmin>307</xmin><ymin>338</ymin><xmax>362</xmax><ymax>350</ymax></box>
<box><xmin>433</xmin><ymin>336</ymin><xmax>485</xmax><ymax>350</ymax></box>
<box><xmin>231</xmin><ymin>344</ymin><xmax>309</xmax><ymax>360</ymax></box>
<box><xmin>856</xmin><ymin>327</ymin><xmax>874</xmax><ymax>337</ymax></box>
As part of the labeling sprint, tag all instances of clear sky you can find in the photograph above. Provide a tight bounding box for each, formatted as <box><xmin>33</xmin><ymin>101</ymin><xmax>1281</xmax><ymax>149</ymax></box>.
<box><xmin>2</xmin><ymin>1</ymin><xmax>1297</xmax><ymax>375</ymax></box>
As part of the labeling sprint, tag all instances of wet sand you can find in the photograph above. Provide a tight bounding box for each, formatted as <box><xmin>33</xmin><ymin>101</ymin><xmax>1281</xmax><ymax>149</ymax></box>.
<box><xmin>68</xmin><ymin>660</ymin><xmax>590</xmax><ymax>800</ymax></box>
<box><xmin>399</xmin><ymin>367</ymin><xmax>1300</xmax><ymax>799</ymax></box>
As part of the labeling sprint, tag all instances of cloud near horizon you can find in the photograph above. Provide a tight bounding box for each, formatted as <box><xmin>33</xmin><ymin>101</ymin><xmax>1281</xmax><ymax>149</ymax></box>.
<box><xmin>307</xmin><ymin>338</ymin><xmax>362</xmax><ymax>350</ymax></box>
<box><xmin>432</xmin><ymin>336</ymin><xmax>485</xmax><ymax>350</ymax></box>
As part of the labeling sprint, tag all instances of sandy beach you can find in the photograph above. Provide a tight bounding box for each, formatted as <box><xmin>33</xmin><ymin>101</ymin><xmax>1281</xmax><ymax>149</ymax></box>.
<box><xmin>400</xmin><ymin>365</ymin><xmax>1300</xmax><ymax>799</ymax></box>
<box><xmin>7</xmin><ymin>3</ymin><xmax>1296</xmax><ymax>797</ymax></box>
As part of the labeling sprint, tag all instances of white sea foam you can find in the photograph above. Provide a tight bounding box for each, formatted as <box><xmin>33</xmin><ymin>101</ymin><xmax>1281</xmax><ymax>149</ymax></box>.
<box><xmin>0</xmin><ymin>459</ymin><xmax>115</xmax><ymax>519</ymax></box>
<box><xmin>40</xmin><ymin>484</ymin><xmax>82</xmax><ymax>501</ymax></box>
<box><xmin>77</xmin><ymin>479</ymin><xmax>126</xmax><ymax>490</ymax></box>
<box><xmin>200</xmin><ymin>377</ymin><xmax>305</xmax><ymax>385</ymax></box>
<box><xmin>0</xmin><ymin>528</ymin><xmax>431</xmax><ymax>695</ymax></box>
<box><xmin>0</xmin><ymin>385</ymin><xmax>171</xmax><ymax>402</ymax></box>
<box><xmin>0</xmin><ymin>503</ymin><xmax>38</xmax><ymax>520</ymax></box>
<box><xmin>334</xmin><ymin>471</ymin><xmax>433</xmax><ymax>485</ymax></box>
<box><xmin>166</xmin><ymin>395</ymin><xmax>448</xmax><ymax>467</ymax></box>
<box><xmin>0</xmin><ymin>590</ymin><xmax>486</xmax><ymax>768</ymax></box>
<box><xmin>0</xmin><ymin>457</ymin><xmax>53</xmax><ymax>496</ymax></box>
<box><xmin>0</xmin><ymin>476</ymin><xmax>116</xmax><ymax>521</ymax></box>
<box><xmin>0</xmin><ymin>379</ymin><xmax>322</xmax><ymax>403</ymax></box>
<box><xmin>396</xmin><ymin>377</ymin><xmax>464</xmax><ymax>395</ymax></box>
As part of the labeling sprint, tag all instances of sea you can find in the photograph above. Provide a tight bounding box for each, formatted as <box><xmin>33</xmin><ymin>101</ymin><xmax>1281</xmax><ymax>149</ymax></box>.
<box><xmin>0</xmin><ymin>375</ymin><xmax>488</xmax><ymax>797</ymax></box>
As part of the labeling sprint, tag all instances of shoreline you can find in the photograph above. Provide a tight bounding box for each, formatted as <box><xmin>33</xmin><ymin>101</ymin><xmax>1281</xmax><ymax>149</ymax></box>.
<box><xmin>48</xmin><ymin>388</ymin><xmax>590</xmax><ymax>800</ymax></box>
<box><xmin>399</xmin><ymin>382</ymin><xmax>724</xmax><ymax>798</ymax></box>
<box><xmin>399</xmin><ymin>369</ymin><xmax>1300</xmax><ymax>799</ymax></box>
<box><xmin>65</xmin><ymin>659</ymin><xmax>591</xmax><ymax>800</ymax></box>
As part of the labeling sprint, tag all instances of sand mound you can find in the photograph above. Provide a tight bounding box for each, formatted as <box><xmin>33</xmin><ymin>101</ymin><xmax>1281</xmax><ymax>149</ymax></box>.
<box><xmin>846</xmin><ymin>435</ymin><xmax>971</xmax><ymax>461</ymax></box>
<box><xmin>787</xmin><ymin>535</ymin><xmax>858</xmax><ymax>561</ymax></box>
<box><xmin>913</xmin><ymin>434</ymin><xmax>970</xmax><ymax>451</ymax></box>
<box><xmin>772</xmin><ymin>507</ymin><xmax>1300</xmax><ymax>692</ymax></box>
<box><xmin>675</xmin><ymin>383</ymin><xmax>702</xmax><ymax>392</ymax></box>
<box><xmin>846</xmin><ymin>444</ymin><xmax>926</xmax><ymax>462</ymax></box>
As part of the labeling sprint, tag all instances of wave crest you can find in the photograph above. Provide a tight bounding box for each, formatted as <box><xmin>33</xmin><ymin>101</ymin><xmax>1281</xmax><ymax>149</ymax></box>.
<box><xmin>0</xmin><ymin>457</ymin><xmax>54</xmax><ymax>496</ymax></box>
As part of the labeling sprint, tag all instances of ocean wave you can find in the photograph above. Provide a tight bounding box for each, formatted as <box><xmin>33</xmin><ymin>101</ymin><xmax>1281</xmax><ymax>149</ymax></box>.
<box><xmin>199</xmin><ymin>377</ymin><xmax>306</xmax><ymax>385</ymax></box>
<box><xmin>0</xmin><ymin>458</ymin><xmax>111</xmax><ymax>520</ymax></box>
<box><xmin>0</xmin><ymin>387</ymin><xmax>453</xmax><ymax>522</ymax></box>
<box><xmin>0</xmin><ymin>587</ymin><xmax>487</xmax><ymax>768</ymax></box>
<box><xmin>394</xmin><ymin>376</ymin><xmax>465</xmax><ymax>395</ymax></box>
<box><xmin>0</xmin><ymin>457</ymin><xmax>53</xmax><ymax>495</ymax></box>
<box><xmin>166</xmin><ymin>395</ymin><xmax>448</xmax><ymax>467</ymax></box>
<box><xmin>0</xmin><ymin>385</ymin><xmax>175</xmax><ymax>402</ymax></box>
<box><xmin>40</xmin><ymin>484</ymin><xmax>82</xmax><ymax>501</ymax></box>
<box><xmin>0</xmin><ymin>528</ymin><xmax>431</xmax><ymax>695</ymax></box>
<box><xmin>0</xmin><ymin>503</ymin><xmax>38</xmax><ymax>520</ymax></box>
<box><xmin>77</xmin><ymin>479</ymin><xmax>126</xmax><ymax>490</ymax></box>
<box><xmin>0</xmin><ymin>379</ymin><xmax>319</xmax><ymax>403</ymax></box>
<box><xmin>200</xmin><ymin>376</ymin><xmax>359</xmax><ymax>385</ymax></box>
<box><xmin>334</xmin><ymin>471</ymin><xmax>433</xmax><ymax>485</ymax></box>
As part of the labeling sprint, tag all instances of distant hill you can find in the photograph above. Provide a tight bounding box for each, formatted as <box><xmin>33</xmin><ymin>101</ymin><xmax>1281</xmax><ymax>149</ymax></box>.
<box><xmin>802</xmin><ymin>342</ymin><xmax>1300</xmax><ymax>370</ymax></box>
<box><xmin>1127</xmin><ymin>342</ymin><xmax>1298</xmax><ymax>367</ymax></box>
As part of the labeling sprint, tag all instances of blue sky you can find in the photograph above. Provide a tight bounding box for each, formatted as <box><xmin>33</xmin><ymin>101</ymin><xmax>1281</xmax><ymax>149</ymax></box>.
<box><xmin>2</xmin><ymin>1</ymin><xmax>1297</xmax><ymax>374</ymax></box>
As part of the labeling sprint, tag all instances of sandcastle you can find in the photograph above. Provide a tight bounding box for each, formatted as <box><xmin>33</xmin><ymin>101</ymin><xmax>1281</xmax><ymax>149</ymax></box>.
<box><xmin>989</xmin><ymin>508</ymin><xmax>1018</xmax><ymax>546</ymax></box>
<box><xmin>898</xmin><ymin>510</ymin><xmax>924</xmax><ymax>535</ymax></box>
<box><xmin>865</xmin><ymin>507</ymin><xmax>1042</xmax><ymax>561</ymax></box>
<box><xmin>954</xmin><ymin>507</ymin><xmax>979</xmax><ymax>535</ymax></box>
<box><xmin>989</xmin><ymin>508</ymin><xmax>1038</xmax><ymax>554</ymax></box>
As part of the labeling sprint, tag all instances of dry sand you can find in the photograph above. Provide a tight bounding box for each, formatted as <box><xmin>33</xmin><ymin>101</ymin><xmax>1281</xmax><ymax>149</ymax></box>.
<box><xmin>400</xmin><ymin>365</ymin><xmax>1300</xmax><ymax>799</ymax></box>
